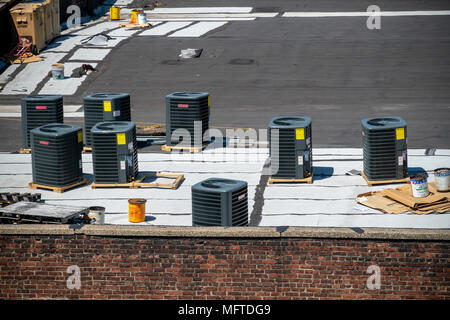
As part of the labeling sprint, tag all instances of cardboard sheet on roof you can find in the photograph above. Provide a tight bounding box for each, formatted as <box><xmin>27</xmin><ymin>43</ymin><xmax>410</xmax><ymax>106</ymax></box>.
<box><xmin>356</xmin><ymin>183</ymin><xmax>450</xmax><ymax>214</ymax></box>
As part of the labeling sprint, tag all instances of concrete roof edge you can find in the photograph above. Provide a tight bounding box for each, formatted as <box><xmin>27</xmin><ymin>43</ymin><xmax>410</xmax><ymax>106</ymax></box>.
<box><xmin>0</xmin><ymin>225</ymin><xmax>449</xmax><ymax>240</ymax></box>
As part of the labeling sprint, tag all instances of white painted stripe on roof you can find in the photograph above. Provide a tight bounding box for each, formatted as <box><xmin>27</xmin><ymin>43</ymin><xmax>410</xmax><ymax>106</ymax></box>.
<box><xmin>44</xmin><ymin>35</ymin><xmax>86</xmax><ymax>52</ymax></box>
<box><xmin>39</xmin><ymin>62</ymin><xmax>98</xmax><ymax>95</ymax></box>
<box><xmin>168</xmin><ymin>21</ymin><xmax>228</xmax><ymax>37</ymax></box>
<box><xmin>69</xmin><ymin>48</ymin><xmax>111</xmax><ymax>61</ymax></box>
<box><xmin>259</xmin><ymin>214</ymin><xmax>450</xmax><ymax>229</ymax></box>
<box><xmin>138</xmin><ymin>21</ymin><xmax>193</xmax><ymax>36</ymax></box>
<box><xmin>146</xmin><ymin>13</ymin><xmax>278</xmax><ymax>18</ymax></box>
<box><xmin>0</xmin><ymin>64</ymin><xmax>20</xmax><ymax>83</ymax></box>
<box><xmin>148</xmin><ymin>7</ymin><xmax>253</xmax><ymax>14</ymax></box>
<box><xmin>148</xmin><ymin>17</ymin><xmax>255</xmax><ymax>21</ymax></box>
<box><xmin>72</xmin><ymin>21</ymin><xmax>120</xmax><ymax>36</ymax></box>
<box><xmin>283</xmin><ymin>10</ymin><xmax>450</xmax><ymax>17</ymax></box>
<box><xmin>0</xmin><ymin>52</ymin><xmax>66</xmax><ymax>95</ymax></box>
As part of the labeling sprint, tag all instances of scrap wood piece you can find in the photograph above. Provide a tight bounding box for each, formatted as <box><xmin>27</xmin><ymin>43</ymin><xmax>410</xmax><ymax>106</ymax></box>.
<box><xmin>11</xmin><ymin>54</ymin><xmax>44</xmax><ymax>64</ymax></box>
<box><xmin>136</xmin><ymin>124</ymin><xmax>165</xmax><ymax>136</ymax></box>
<box><xmin>119</xmin><ymin>22</ymin><xmax>151</xmax><ymax>28</ymax></box>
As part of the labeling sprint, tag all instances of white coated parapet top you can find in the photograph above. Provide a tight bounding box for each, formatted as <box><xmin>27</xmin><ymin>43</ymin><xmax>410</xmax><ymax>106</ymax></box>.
<box><xmin>0</xmin><ymin>148</ymin><xmax>449</xmax><ymax>229</ymax></box>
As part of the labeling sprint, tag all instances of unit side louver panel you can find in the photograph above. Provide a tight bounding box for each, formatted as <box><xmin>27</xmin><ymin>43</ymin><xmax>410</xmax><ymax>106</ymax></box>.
<box><xmin>21</xmin><ymin>95</ymin><xmax>64</xmax><ymax>148</ymax></box>
<box><xmin>231</xmin><ymin>186</ymin><xmax>248</xmax><ymax>226</ymax></box>
<box><xmin>191</xmin><ymin>178</ymin><xmax>248</xmax><ymax>227</ymax></box>
<box><xmin>31</xmin><ymin>124</ymin><xmax>83</xmax><ymax>187</ymax></box>
<box><xmin>192</xmin><ymin>190</ymin><xmax>222</xmax><ymax>226</ymax></box>
<box><xmin>83</xmin><ymin>93</ymin><xmax>131</xmax><ymax>147</ymax></box>
<box><xmin>362</xmin><ymin>117</ymin><xmax>408</xmax><ymax>180</ymax></box>
<box><xmin>91</xmin><ymin>121</ymin><xmax>138</xmax><ymax>184</ymax></box>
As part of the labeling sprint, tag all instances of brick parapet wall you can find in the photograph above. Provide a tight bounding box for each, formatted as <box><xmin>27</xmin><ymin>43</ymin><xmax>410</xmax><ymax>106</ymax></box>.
<box><xmin>0</xmin><ymin>226</ymin><xmax>449</xmax><ymax>299</ymax></box>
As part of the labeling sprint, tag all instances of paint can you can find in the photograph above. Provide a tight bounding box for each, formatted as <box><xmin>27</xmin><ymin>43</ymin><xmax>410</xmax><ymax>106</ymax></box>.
<box><xmin>410</xmin><ymin>174</ymin><xmax>429</xmax><ymax>198</ymax></box>
<box><xmin>128</xmin><ymin>198</ymin><xmax>146</xmax><ymax>223</ymax></box>
<box><xmin>88</xmin><ymin>206</ymin><xmax>105</xmax><ymax>224</ymax></box>
<box><xmin>434</xmin><ymin>168</ymin><xmax>450</xmax><ymax>192</ymax></box>
<box><xmin>51</xmin><ymin>63</ymin><xmax>64</xmax><ymax>80</ymax></box>
<box><xmin>137</xmin><ymin>12</ymin><xmax>147</xmax><ymax>25</ymax></box>
<box><xmin>131</xmin><ymin>9</ymin><xmax>143</xmax><ymax>24</ymax></box>
<box><xmin>110</xmin><ymin>7</ymin><xmax>120</xmax><ymax>20</ymax></box>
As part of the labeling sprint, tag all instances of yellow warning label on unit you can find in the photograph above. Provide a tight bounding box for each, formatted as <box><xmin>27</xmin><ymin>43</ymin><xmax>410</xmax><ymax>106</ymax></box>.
<box><xmin>77</xmin><ymin>131</ymin><xmax>83</xmax><ymax>143</ymax></box>
<box><xmin>296</xmin><ymin>128</ymin><xmax>305</xmax><ymax>140</ymax></box>
<box><xmin>117</xmin><ymin>133</ymin><xmax>126</xmax><ymax>145</ymax></box>
<box><xmin>396</xmin><ymin>128</ymin><xmax>405</xmax><ymax>140</ymax></box>
<box><xmin>208</xmin><ymin>96</ymin><xmax>210</xmax><ymax>106</ymax></box>
<box><xmin>103</xmin><ymin>100</ymin><xmax>111</xmax><ymax>111</ymax></box>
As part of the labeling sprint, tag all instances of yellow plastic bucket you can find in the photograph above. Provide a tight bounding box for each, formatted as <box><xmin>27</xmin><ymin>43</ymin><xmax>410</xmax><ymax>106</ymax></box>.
<box><xmin>131</xmin><ymin>9</ymin><xmax>143</xmax><ymax>24</ymax></box>
<box><xmin>128</xmin><ymin>198</ymin><xmax>147</xmax><ymax>223</ymax></box>
<box><xmin>110</xmin><ymin>7</ymin><xmax>120</xmax><ymax>20</ymax></box>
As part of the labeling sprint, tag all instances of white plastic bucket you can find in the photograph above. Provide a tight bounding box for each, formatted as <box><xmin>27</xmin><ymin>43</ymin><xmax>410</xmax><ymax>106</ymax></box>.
<box><xmin>434</xmin><ymin>168</ymin><xmax>450</xmax><ymax>192</ymax></box>
<box><xmin>410</xmin><ymin>174</ymin><xmax>429</xmax><ymax>198</ymax></box>
<box><xmin>137</xmin><ymin>13</ymin><xmax>147</xmax><ymax>25</ymax></box>
<box><xmin>88</xmin><ymin>206</ymin><xmax>105</xmax><ymax>224</ymax></box>
<box><xmin>51</xmin><ymin>63</ymin><xmax>64</xmax><ymax>80</ymax></box>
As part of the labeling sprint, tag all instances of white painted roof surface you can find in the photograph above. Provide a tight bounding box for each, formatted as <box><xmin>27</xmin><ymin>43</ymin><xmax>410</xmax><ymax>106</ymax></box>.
<box><xmin>0</xmin><ymin>148</ymin><xmax>448</xmax><ymax>229</ymax></box>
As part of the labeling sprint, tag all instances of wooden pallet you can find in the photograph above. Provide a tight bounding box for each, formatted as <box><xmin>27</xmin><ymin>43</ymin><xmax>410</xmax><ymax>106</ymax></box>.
<box><xmin>28</xmin><ymin>179</ymin><xmax>90</xmax><ymax>193</ymax></box>
<box><xmin>82</xmin><ymin>146</ymin><xmax>92</xmax><ymax>153</ymax></box>
<box><xmin>361</xmin><ymin>171</ymin><xmax>410</xmax><ymax>187</ymax></box>
<box><xmin>268</xmin><ymin>174</ymin><xmax>313</xmax><ymax>185</ymax></box>
<box><xmin>91</xmin><ymin>173</ymin><xmax>184</xmax><ymax>190</ymax></box>
<box><xmin>161</xmin><ymin>144</ymin><xmax>208</xmax><ymax>153</ymax></box>
<box><xmin>19</xmin><ymin>148</ymin><xmax>31</xmax><ymax>154</ymax></box>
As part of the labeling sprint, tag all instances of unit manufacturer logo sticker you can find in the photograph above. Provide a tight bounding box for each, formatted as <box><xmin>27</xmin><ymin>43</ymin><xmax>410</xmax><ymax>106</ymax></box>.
<box><xmin>39</xmin><ymin>140</ymin><xmax>49</xmax><ymax>145</ymax></box>
<box><xmin>178</xmin><ymin>104</ymin><xmax>189</xmax><ymax>108</ymax></box>
<box><xmin>35</xmin><ymin>106</ymin><xmax>47</xmax><ymax>110</ymax></box>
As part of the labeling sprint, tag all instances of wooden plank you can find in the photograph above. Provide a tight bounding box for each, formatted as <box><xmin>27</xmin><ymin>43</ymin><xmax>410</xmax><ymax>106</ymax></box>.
<box><xmin>268</xmin><ymin>175</ymin><xmax>313</xmax><ymax>184</ymax></box>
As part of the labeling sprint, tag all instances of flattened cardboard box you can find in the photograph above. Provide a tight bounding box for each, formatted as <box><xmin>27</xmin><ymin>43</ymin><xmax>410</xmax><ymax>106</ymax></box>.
<box><xmin>356</xmin><ymin>183</ymin><xmax>450</xmax><ymax>214</ymax></box>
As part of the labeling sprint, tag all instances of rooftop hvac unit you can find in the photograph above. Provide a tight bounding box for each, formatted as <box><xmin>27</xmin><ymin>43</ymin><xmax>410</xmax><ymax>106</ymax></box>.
<box><xmin>21</xmin><ymin>94</ymin><xmax>63</xmax><ymax>148</ymax></box>
<box><xmin>268</xmin><ymin>116</ymin><xmax>312</xmax><ymax>178</ymax></box>
<box><xmin>91</xmin><ymin>121</ymin><xmax>138</xmax><ymax>184</ymax></box>
<box><xmin>362</xmin><ymin>117</ymin><xmax>408</xmax><ymax>180</ymax></box>
<box><xmin>192</xmin><ymin>178</ymin><xmax>248</xmax><ymax>227</ymax></box>
<box><xmin>166</xmin><ymin>92</ymin><xmax>210</xmax><ymax>146</ymax></box>
<box><xmin>83</xmin><ymin>93</ymin><xmax>131</xmax><ymax>147</ymax></box>
<box><xmin>30</xmin><ymin>123</ymin><xmax>83</xmax><ymax>187</ymax></box>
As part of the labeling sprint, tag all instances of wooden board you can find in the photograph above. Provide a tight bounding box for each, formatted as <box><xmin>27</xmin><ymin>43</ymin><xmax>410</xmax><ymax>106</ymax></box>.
<box><xmin>82</xmin><ymin>146</ymin><xmax>92</xmax><ymax>153</ymax></box>
<box><xmin>91</xmin><ymin>173</ymin><xmax>184</xmax><ymax>190</ymax></box>
<box><xmin>119</xmin><ymin>22</ymin><xmax>150</xmax><ymax>28</ymax></box>
<box><xmin>19</xmin><ymin>148</ymin><xmax>31</xmax><ymax>154</ymax></box>
<box><xmin>28</xmin><ymin>179</ymin><xmax>90</xmax><ymax>193</ymax></box>
<box><xmin>161</xmin><ymin>144</ymin><xmax>208</xmax><ymax>153</ymax></box>
<box><xmin>361</xmin><ymin>171</ymin><xmax>410</xmax><ymax>187</ymax></box>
